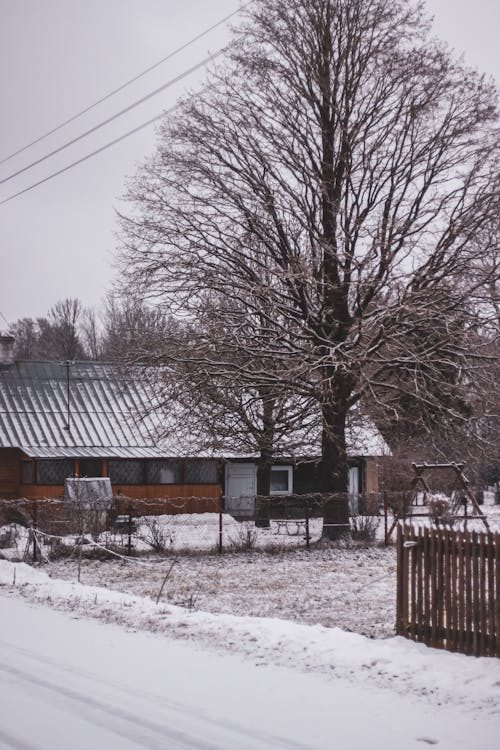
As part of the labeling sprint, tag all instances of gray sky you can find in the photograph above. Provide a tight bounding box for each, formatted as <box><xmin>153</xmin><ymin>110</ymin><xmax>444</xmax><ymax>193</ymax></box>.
<box><xmin>0</xmin><ymin>0</ymin><xmax>498</xmax><ymax>328</ymax></box>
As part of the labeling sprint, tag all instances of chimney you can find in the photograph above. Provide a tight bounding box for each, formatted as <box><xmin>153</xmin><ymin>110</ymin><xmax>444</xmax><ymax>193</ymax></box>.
<box><xmin>0</xmin><ymin>335</ymin><xmax>15</xmax><ymax>365</ymax></box>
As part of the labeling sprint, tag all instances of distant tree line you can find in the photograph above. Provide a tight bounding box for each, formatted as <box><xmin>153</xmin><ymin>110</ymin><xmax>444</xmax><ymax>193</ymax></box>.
<box><xmin>7</xmin><ymin>296</ymin><xmax>169</xmax><ymax>363</ymax></box>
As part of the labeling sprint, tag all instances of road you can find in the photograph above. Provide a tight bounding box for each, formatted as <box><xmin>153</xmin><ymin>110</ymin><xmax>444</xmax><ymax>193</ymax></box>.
<box><xmin>0</xmin><ymin>592</ymin><xmax>498</xmax><ymax>749</ymax></box>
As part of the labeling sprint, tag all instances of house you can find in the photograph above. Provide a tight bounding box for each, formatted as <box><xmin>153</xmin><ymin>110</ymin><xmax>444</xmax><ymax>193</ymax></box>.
<box><xmin>0</xmin><ymin>335</ymin><xmax>388</xmax><ymax>514</ymax></box>
<box><xmin>0</xmin><ymin>337</ymin><xmax>221</xmax><ymax>508</ymax></box>
<box><xmin>224</xmin><ymin>419</ymin><xmax>388</xmax><ymax>517</ymax></box>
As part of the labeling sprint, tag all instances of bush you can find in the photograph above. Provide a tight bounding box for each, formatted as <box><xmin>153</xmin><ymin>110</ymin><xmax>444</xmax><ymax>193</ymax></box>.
<box><xmin>427</xmin><ymin>493</ymin><xmax>454</xmax><ymax>526</ymax></box>
<box><xmin>350</xmin><ymin>514</ymin><xmax>379</xmax><ymax>544</ymax></box>
<box><xmin>227</xmin><ymin>522</ymin><xmax>258</xmax><ymax>551</ymax></box>
<box><xmin>136</xmin><ymin>517</ymin><xmax>175</xmax><ymax>553</ymax></box>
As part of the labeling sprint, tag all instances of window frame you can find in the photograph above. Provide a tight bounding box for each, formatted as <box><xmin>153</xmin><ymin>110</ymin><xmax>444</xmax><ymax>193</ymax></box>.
<box><xmin>107</xmin><ymin>459</ymin><xmax>145</xmax><ymax>485</ymax></box>
<box><xmin>146</xmin><ymin>459</ymin><xmax>180</xmax><ymax>485</ymax></box>
<box><xmin>269</xmin><ymin>465</ymin><xmax>293</xmax><ymax>495</ymax></box>
<box><xmin>183</xmin><ymin>459</ymin><xmax>219</xmax><ymax>485</ymax></box>
<box><xmin>35</xmin><ymin>459</ymin><xmax>74</xmax><ymax>485</ymax></box>
<box><xmin>21</xmin><ymin>460</ymin><xmax>35</xmax><ymax>485</ymax></box>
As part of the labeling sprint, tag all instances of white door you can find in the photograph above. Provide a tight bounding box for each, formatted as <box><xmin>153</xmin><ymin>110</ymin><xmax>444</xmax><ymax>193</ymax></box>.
<box><xmin>225</xmin><ymin>462</ymin><xmax>257</xmax><ymax>518</ymax></box>
<box><xmin>348</xmin><ymin>466</ymin><xmax>360</xmax><ymax>514</ymax></box>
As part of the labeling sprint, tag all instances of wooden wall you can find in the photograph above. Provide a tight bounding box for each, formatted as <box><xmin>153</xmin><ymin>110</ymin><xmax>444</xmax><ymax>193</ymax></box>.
<box><xmin>18</xmin><ymin>482</ymin><xmax>221</xmax><ymax>503</ymax></box>
<box><xmin>0</xmin><ymin>449</ymin><xmax>20</xmax><ymax>498</ymax></box>
<box><xmin>363</xmin><ymin>458</ymin><xmax>379</xmax><ymax>494</ymax></box>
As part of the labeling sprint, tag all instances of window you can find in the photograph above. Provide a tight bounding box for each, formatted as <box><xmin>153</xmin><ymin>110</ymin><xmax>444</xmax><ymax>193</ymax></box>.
<box><xmin>108</xmin><ymin>460</ymin><xmax>144</xmax><ymax>485</ymax></box>
<box><xmin>184</xmin><ymin>459</ymin><xmax>218</xmax><ymax>484</ymax></box>
<box><xmin>36</xmin><ymin>459</ymin><xmax>74</xmax><ymax>485</ymax></box>
<box><xmin>147</xmin><ymin>460</ymin><xmax>180</xmax><ymax>484</ymax></box>
<box><xmin>270</xmin><ymin>466</ymin><xmax>293</xmax><ymax>495</ymax></box>
<box><xmin>79</xmin><ymin>459</ymin><xmax>103</xmax><ymax>478</ymax></box>
<box><xmin>21</xmin><ymin>461</ymin><xmax>34</xmax><ymax>484</ymax></box>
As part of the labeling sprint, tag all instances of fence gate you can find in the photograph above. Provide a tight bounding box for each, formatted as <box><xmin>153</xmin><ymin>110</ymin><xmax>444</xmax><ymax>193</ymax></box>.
<box><xmin>396</xmin><ymin>524</ymin><xmax>500</xmax><ymax>657</ymax></box>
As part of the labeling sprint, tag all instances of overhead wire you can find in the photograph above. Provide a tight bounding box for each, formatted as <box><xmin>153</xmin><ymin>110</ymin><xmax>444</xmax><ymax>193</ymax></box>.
<box><xmin>0</xmin><ymin>95</ymin><xmax>190</xmax><ymax>206</ymax></box>
<box><xmin>0</xmin><ymin>48</ymin><xmax>225</xmax><ymax>187</ymax></box>
<box><xmin>0</xmin><ymin>1</ymin><xmax>252</xmax><ymax>166</ymax></box>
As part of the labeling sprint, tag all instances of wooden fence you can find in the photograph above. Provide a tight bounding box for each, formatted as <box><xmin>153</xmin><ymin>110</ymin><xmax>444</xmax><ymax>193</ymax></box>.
<box><xmin>396</xmin><ymin>524</ymin><xmax>499</xmax><ymax>657</ymax></box>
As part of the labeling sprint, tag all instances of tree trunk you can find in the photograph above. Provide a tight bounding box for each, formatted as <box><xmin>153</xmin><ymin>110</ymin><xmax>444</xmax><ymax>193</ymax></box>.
<box><xmin>255</xmin><ymin>395</ymin><xmax>275</xmax><ymax>527</ymax></box>
<box><xmin>320</xmin><ymin>401</ymin><xmax>351</xmax><ymax>540</ymax></box>
<box><xmin>255</xmin><ymin>457</ymin><xmax>271</xmax><ymax>527</ymax></box>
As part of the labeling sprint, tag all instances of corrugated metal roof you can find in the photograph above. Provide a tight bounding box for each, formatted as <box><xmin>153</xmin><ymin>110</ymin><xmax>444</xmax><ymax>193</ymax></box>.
<box><xmin>19</xmin><ymin>446</ymin><xmax>169</xmax><ymax>459</ymax></box>
<box><xmin>0</xmin><ymin>360</ymin><xmax>168</xmax><ymax>455</ymax></box>
<box><xmin>0</xmin><ymin>360</ymin><xmax>389</xmax><ymax>460</ymax></box>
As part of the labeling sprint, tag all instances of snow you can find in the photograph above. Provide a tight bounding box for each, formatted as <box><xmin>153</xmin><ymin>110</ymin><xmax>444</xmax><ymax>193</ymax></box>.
<box><xmin>0</xmin><ymin>555</ymin><xmax>499</xmax><ymax>748</ymax></box>
<box><xmin>0</xmin><ymin>503</ymin><xmax>499</xmax><ymax>747</ymax></box>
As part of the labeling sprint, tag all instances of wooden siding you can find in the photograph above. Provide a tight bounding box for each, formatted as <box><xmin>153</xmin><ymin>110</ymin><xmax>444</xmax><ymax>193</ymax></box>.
<box><xmin>21</xmin><ymin>485</ymin><xmax>64</xmax><ymax>500</ymax></box>
<box><xmin>17</xmin><ymin>482</ymin><xmax>221</xmax><ymax>505</ymax></box>
<box><xmin>112</xmin><ymin>484</ymin><xmax>221</xmax><ymax>500</ymax></box>
<box><xmin>0</xmin><ymin>449</ymin><xmax>20</xmax><ymax>498</ymax></box>
<box><xmin>363</xmin><ymin>458</ymin><xmax>379</xmax><ymax>494</ymax></box>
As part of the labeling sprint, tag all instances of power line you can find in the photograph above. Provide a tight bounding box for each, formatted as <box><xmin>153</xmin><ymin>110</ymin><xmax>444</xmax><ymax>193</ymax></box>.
<box><xmin>0</xmin><ymin>2</ymin><xmax>251</xmax><ymax>167</ymax></box>
<box><xmin>0</xmin><ymin>47</ymin><xmax>226</xmax><ymax>187</ymax></box>
<box><xmin>0</xmin><ymin>84</ymin><xmax>215</xmax><ymax>207</ymax></box>
<box><xmin>0</xmin><ymin>112</ymin><xmax>166</xmax><ymax>206</ymax></box>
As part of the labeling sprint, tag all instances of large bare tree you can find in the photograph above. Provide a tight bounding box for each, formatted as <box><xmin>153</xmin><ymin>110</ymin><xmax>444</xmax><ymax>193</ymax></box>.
<box><xmin>118</xmin><ymin>0</ymin><xmax>499</xmax><ymax>518</ymax></box>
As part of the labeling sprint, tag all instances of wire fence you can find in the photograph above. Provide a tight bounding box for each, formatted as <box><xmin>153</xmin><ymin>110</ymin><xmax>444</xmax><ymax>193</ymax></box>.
<box><xmin>0</xmin><ymin>491</ymin><xmax>496</xmax><ymax>564</ymax></box>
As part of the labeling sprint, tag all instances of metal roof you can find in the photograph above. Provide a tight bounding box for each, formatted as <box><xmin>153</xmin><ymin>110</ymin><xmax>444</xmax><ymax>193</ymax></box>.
<box><xmin>19</xmin><ymin>446</ymin><xmax>169</xmax><ymax>459</ymax></box>
<box><xmin>0</xmin><ymin>361</ymin><xmax>169</xmax><ymax>457</ymax></box>
<box><xmin>0</xmin><ymin>360</ymin><xmax>389</xmax><ymax>460</ymax></box>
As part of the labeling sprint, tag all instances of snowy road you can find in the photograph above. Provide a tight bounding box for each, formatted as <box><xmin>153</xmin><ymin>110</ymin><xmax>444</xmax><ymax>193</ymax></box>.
<box><xmin>0</xmin><ymin>603</ymin><xmax>310</xmax><ymax>750</ymax></box>
<box><xmin>0</xmin><ymin>591</ymin><xmax>499</xmax><ymax>749</ymax></box>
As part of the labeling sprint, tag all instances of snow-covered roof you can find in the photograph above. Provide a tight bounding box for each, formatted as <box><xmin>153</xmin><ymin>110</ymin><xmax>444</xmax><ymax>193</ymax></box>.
<box><xmin>0</xmin><ymin>360</ymin><xmax>166</xmax><ymax>458</ymax></box>
<box><xmin>0</xmin><ymin>360</ymin><xmax>389</xmax><ymax>459</ymax></box>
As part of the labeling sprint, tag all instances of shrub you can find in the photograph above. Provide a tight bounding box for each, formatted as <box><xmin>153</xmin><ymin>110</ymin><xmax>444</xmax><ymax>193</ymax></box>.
<box><xmin>427</xmin><ymin>493</ymin><xmax>454</xmax><ymax>526</ymax></box>
<box><xmin>350</xmin><ymin>514</ymin><xmax>379</xmax><ymax>544</ymax></box>
<box><xmin>137</xmin><ymin>517</ymin><xmax>175</xmax><ymax>553</ymax></box>
<box><xmin>227</xmin><ymin>522</ymin><xmax>258</xmax><ymax>551</ymax></box>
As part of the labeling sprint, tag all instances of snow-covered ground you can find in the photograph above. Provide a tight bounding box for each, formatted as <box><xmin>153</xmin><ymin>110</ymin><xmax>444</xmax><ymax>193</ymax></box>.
<box><xmin>0</xmin><ymin>504</ymin><xmax>499</xmax><ymax>747</ymax></box>
<box><xmin>0</xmin><ymin>561</ymin><xmax>499</xmax><ymax>749</ymax></box>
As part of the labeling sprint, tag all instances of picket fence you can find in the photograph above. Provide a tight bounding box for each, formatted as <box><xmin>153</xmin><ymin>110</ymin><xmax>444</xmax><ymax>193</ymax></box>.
<box><xmin>396</xmin><ymin>524</ymin><xmax>499</xmax><ymax>657</ymax></box>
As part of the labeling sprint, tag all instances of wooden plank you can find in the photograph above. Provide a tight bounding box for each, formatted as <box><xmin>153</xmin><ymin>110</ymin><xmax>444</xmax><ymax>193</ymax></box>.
<box><xmin>464</xmin><ymin>530</ymin><xmax>473</xmax><ymax>655</ymax></box>
<box><xmin>423</xmin><ymin>526</ymin><xmax>431</xmax><ymax>648</ymax></box>
<box><xmin>396</xmin><ymin>523</ymin><xmax>404</xmax><ymax>635</ymax></box>
<box><xmin>401</xmin><ymin>526</ymin><xmax>412</xmax><ymax>636</ymax></box>
<box><xmin>430</xmin><ymin>527</ymin><xmax>439</xmax><ymax>647</ymax></box>
<box><xmin>471</xmin><ymin>531</ymin><xmax>480</xmax><ymax>656</ymax></box>
<box><xmin>487</xmin><ymin>532</ymin><xmax>495</xmax><ymax>657</ymax></box>
<box><xmin>448</xmin><ymin>528</ymin><xmax>457</xmax><ymax>652</ymax></box>
<box><xmin>416</xmin><ymin>526</ymin><xmax>424</xmax><ymax>643</ymax></box>
<box><xmin>495</xmin><ymin>532</ymin><xmax>500</xmax><ymax>659</ymax></box>
<box><xmin>438</xmin><ymin>528</ymin><xmax>446</xmax><ymax>648</ymax></box>
<box><xmin>409</xmin><ymin>527</ymin><xmax>418</xmax><ymax>641</ymax></box>
<box><xmin>457</xmin><ymin>529</ymin><xmax>465</xmax><ymax>654</ymax></box>
<box><xmin>478</xmin><ymin>532</ymin><xmax>487</xmax><ymax>656</ymax></box>
<box><xmin>443</xmin><ymin>528</ymin><xmax>452</xmax><ymax>651</ymax></box>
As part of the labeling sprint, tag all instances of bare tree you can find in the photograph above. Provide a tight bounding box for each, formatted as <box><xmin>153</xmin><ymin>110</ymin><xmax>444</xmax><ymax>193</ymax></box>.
<box><xmin>44</xmin><ymin>298</ymin><xmax>86</xmax><ymax>360</ymax></box>
<box><xmin>99</xmin><ymin>295</ymin><xmax>172</xmax><ymax>361</ymax></box>
<box><xmin>9</xmin><ymin>298</ymin><xmax>88</xmax><ymax>361</ymax></box>
<box><xmin>135</xmin><ymin>306</ymin><xmax>320</xmax><ymax>494</ymax></box>
<box><xmin>118</xmin><ymin>0</ymin><xmax>499</xmax><ymax>532</ymax></box>
<box><xmin>9</xmin><ymin>318</ymin><xmax>39</xmax><ymax>359</ymax></box>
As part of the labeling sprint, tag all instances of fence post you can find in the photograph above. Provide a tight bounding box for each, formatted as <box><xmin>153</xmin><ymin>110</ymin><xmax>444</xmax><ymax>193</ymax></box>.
<box><xmin>395</xmin><ymin>523</ymin><xmax>405</xmax><ymax>635</ymax></box>
<box><xmin>218</xmin><ymin>503</ymin><xmax>223</xmax><ymax>554</ymax></box>
<box><xmin>305</xmin><ymin>499</ymin><xmax>310</xmax><ymax>550</ymax></box>
<box><xmin>384</xmin><ymin>492</ymin><xmax>389</xmax><ymax>546</ymax></box>
<box><xmin>32</xmin><ymin>499</ymin><xmax>38</xmax><ymax>564</ymax></box>
<box><xmin>127</xmin><ymin>503</ymin><xmax>133</xmax><ymax>555</ymax></box>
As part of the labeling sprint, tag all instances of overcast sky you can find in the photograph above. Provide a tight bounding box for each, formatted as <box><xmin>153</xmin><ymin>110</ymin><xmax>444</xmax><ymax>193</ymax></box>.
<box><xmin>0</xmin><ymin>0</ymin><xmax>498</xmax><ymax>329</ymax></box>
